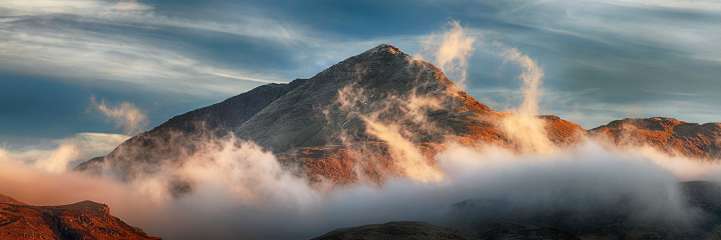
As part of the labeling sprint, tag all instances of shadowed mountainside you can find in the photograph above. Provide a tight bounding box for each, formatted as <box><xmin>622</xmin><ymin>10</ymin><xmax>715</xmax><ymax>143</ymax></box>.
<box><xmin>310</xmin><ymin>181</ymin><xmax>721</xmax><ymax>240</ymax></box>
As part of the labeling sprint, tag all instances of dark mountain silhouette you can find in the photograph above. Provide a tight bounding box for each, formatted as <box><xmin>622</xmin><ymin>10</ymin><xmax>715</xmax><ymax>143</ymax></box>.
<box><xmin>311</xmin><ymin>181</ymin><xmax>721</xmax><ymax>240</ymax></box>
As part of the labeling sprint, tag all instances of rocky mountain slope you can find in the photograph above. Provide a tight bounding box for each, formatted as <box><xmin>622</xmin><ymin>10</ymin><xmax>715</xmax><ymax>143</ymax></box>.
<box><xmin>591</xmin><ymin>117</ymin><xmax>721</xmax><ymax>160</ymax></box>
<box><xmin>76</xmin><ymin>44</ymin><xmax>584</xmax><ymax>184</ymax></box>
<box><xmin>0</xmin><ymin>193</ymin><xmax>159</xmax><ymax>240</ymax></box>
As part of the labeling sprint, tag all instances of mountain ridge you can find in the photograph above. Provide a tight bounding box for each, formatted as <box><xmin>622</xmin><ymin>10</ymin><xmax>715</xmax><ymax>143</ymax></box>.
<box><xmin>591</xmin><ymin>117</ymin><xmax>721</xmax><ymax>160</ymax></box>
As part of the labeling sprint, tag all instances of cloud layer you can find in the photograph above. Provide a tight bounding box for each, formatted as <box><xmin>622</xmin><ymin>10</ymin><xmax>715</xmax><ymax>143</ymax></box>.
<box><xmin>2</xmin><ymin>134</ymin><xmax>721</xmax><ymax>239</ymax></box>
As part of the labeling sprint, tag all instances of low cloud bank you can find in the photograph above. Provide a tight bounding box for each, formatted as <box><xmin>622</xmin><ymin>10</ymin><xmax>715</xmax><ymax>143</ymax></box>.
<box><xmin>0</xmin><ymin>132</ymin><xmax>128</xmax><ymax>173</ymax></box>
<box><xmin>2</xmin><ymin>134</ymin><xmax>720</xmax><ymax>239</ymax></box>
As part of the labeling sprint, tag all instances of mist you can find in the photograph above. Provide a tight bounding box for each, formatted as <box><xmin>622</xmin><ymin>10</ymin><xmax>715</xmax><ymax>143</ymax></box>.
<box><xmin>3</xmin><ymin>132</ymin><xmax>721</xmax><ymax>239</ymax></box>
<box><xmin>419</xmin><ymin>20</ymin><xmax>476</xmax><ymax>89</ymax></box>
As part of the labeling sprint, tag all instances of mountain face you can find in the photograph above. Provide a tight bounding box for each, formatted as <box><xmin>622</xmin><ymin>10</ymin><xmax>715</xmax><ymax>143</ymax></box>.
<box><xmin>77</xmin><ymin>44</ymin><xmax>584</xmax><ymax>184</ymax></box>
<box><xmin>0</xmin><ymin>193</ymin><xmax>159</xmax><ymax>240</ymax></box>
<box><xmin>590</xmin><ymin>117</ymin><xmax>721</xmax><ymax>160</ymax></box>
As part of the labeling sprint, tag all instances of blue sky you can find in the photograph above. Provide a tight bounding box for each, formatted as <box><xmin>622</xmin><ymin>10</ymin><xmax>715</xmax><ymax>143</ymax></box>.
<box><xmin>1</xmin><ymin>0</ymin><xmax>721</xmax><ymax>145</ymax></box>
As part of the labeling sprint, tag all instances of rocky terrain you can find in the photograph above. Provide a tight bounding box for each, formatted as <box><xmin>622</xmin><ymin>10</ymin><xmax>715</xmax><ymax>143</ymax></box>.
<box><xmin>0</xmin><ymin>193</ymin><xmax>159</xmax><ymax>240</ymax></box>
<box><xmin>591</xmin><ymin>117</ymin><xmax>721</xmax><ymax>160</ymax></box>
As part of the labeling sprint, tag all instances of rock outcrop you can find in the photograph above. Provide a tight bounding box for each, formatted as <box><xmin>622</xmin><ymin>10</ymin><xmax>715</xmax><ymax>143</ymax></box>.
<box><xmin>0</xmin><ymin>193</ymin><xmax>159</xmax><ymax>240</ymax></box>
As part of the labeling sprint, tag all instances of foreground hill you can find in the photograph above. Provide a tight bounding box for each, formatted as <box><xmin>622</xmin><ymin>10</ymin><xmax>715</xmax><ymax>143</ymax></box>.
<box><xmin>310</xmin><ymin>221</ymin><xmax>468</xmax><ymax>240</ymax></box>
<box><xmin>311</xmin><ymin>181</ymin><xmax>721</xmax><ymax>240</ymax></box>
<box><xmin>77</xmin><ymin>44</ymin><xmax>584</xmax><ymax>184</ymax></box>
<box><xmin>0</xmin><ymin>193</ymin><xmax>159</xmax><ymax>240</ymax></box>
<box><xmin>309</xmin><ymin>221</ymin><xmax>579</xmax><ymax>240</ymax></box>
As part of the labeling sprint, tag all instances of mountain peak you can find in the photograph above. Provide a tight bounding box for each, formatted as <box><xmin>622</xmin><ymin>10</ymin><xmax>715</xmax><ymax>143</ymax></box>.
<box><xmin>363</xmin><ymin>43</ymin><xmax>402</xmax><ymax>56</ymax></box>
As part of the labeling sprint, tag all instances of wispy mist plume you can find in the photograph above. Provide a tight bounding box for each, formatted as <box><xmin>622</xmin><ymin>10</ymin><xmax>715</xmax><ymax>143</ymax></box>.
<box><xmin>502</xmin><ymin>48</ymin><xmax>543</xmax><ymax>117</ymax></box>
<box><xmin>91</xmin><ymin>97</ymin><xmax>148</xmax><ymax>134</ymax></box>
<box><xmin>420</xmin><ymin>20</ymin><xmax>476</xmax><ymax>88</ymax></box>
<box><xmin>500</xmin><ymin>48</ymin><xmax>555</xmax><ymax>153</ymax></box>
<box><xmin>361</xmin><ymin>117</ymin><xmax>444</xmax><ymax>183</ymax></box>
<box><xmin>335</xmin><ymin>85</ymin><xmax>445</xmax><ymax>183</ymax></box>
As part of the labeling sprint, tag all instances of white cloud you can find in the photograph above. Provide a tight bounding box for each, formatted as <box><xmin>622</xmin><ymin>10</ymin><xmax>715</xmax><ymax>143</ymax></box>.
<box><xmin>0</xmin><ymin>0</ymin><xmax>148</xmax><ymax>15</ymax></box>
<box><xmin>494</xmin><ymin>0</ymin><xmax>721</xmax><ymax>59</ymax></box>
<box><xmin>0</xmin><ymin>0</ymin><xmax>307</xmax><ymax>44</ymax></box>
<box><xmin>0</xmin><ymin>0</ymin><xmax>315</xmax><ymax>96</ymax></box>
<box><xmin>604</xmin><ymin>0</ymin><xmax>721</xmax><ymax>11</ymax></box>
<box><xmin>0</xmin><ymin>23</ymin><xmax>287</xmax><ymax>95</ymax></box>
<box><xmin>91</xmin><ymin>97</ymin><xmax>148</xmax><ymax>134</ymax></box>
<box><xmin>419</xmin><ymin>20</ymin><xmax>476</xmax><ymax>88</ymax></box>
